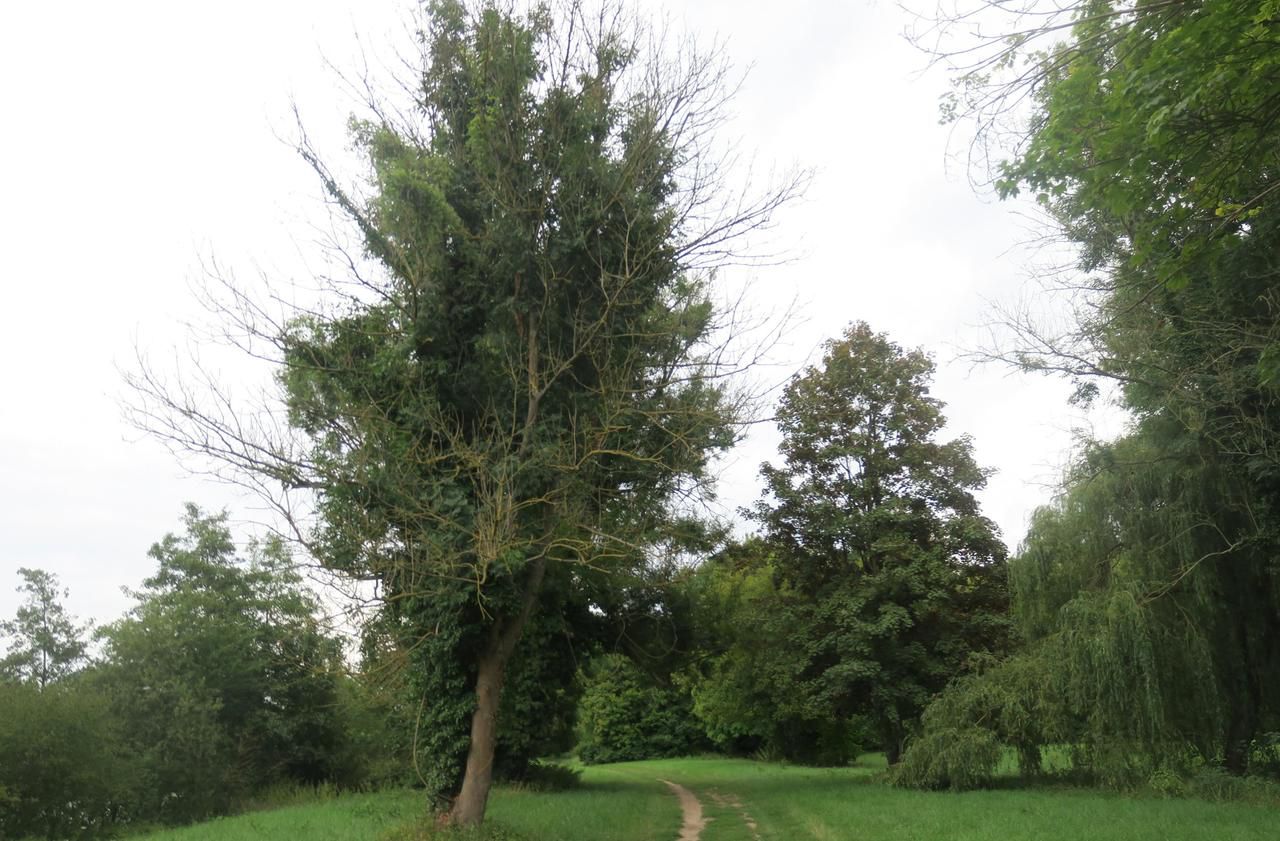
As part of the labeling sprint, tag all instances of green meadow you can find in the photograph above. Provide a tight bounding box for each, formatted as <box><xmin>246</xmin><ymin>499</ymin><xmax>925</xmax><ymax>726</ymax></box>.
<box><xmin>133</xmin><ymin>757</ymin><xmax>1279</xmax><ymax>841</ymax></box>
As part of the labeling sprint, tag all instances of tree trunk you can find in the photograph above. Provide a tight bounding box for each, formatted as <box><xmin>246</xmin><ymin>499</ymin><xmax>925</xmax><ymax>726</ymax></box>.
<box><xmin>446</xmin><ymin>556</ymin><xmax>547</xmax><ymax>826</ymax></box>
<box><xmin>1221</xmin><ymin>564</ymin><xmax>1261</xmax><ymax>776</ymax></box>
<box><xmin>448</xmin><ymin>646</ymin><xmax>506</xmax><ymax>825</ymax></box>
<box><xmin>882</xmin><ymin>722</ymin><xmax>904</xmax><ymax>766</ymax></box>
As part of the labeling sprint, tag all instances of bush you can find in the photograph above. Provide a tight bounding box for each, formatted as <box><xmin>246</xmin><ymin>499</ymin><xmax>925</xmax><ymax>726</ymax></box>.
<box><xmin>892</xmin><ymin>726</ymin><xmax>1003</xmax><ymax>790</ymax></box>
<box><xmin>894</xmin><ymin>650</ymin><xmax>1074</xmax><ymax>789</ymax></box>
<box><xmin>576</xmin><ymin>655</ymin><xmax>706</xmax><ymax>764</ymax></box>
<box><xmin>503</xmin><ymin>761</ymin><xmax>581</xmax><ymax>792</ymax></box>
<box><xmin>0</xmin><ymin>681</ymin><xmax>139</xmax><ymax>839</ymax></box>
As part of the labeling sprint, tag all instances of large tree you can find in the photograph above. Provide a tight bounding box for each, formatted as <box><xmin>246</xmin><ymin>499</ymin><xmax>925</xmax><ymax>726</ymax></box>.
<box><xmin>724</xmin><ymin>323</ymin><xmax>1009</xmax><ymax>763</ymax></box>
<box><xmin>128</xmin><ymin>0</ymin><xmax>796</xmax><ymax>824</ymax></box>
<box><xmin>896</xmin><ymin>0</ymin><xmax>1280</xmax><ymax>786</ymax></box>
<box><xmin>0</xmin><ymin>568</ymin><xmax>88</xmax><ymax>689</ymax></box>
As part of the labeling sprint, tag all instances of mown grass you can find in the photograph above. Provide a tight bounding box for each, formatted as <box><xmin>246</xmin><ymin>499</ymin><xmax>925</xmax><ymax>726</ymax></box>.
<box><xmin>621</xmin><ymin>757</ymin><xmax>1277</xmax><ymax>841</ymax></box>
<box><xmin>132</xmin><ymin>756</ymin><xmax>1280</xmax><ymax>841</ymax></box>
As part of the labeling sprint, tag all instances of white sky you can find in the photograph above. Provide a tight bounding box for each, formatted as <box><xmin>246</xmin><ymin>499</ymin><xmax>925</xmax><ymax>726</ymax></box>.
<box><xmin>0</xmin><ymin>0</ymin><xmax>1113</xmax><ymax>627</ymax></box>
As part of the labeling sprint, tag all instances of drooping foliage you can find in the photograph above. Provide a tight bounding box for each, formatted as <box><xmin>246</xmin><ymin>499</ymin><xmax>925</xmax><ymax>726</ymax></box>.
<box><xmin>899</xmin><ymin>422</ymin><xmax>1280</xmax><ymax>788</ymax></box>
<box><xmin>1005</xmin><ymin>0</ymin><xmax>1280</xmax><ymax>778</ymax></box>
<box><xmin>901</xmin><ymin>0</ymin><xmax>1280</xmax><ymax>788</ymax></box>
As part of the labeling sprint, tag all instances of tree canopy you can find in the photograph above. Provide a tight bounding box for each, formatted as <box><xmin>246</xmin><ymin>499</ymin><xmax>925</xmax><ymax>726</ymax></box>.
<box><xmin>898</xmin><ymin>0</ymin><xmax>1280</xmax><ymax>788</ymax></box>
<box><xmin>691</xmin><ymin>324</ymin><xmax>1009</xmax><ymax>764</ymax></box>
<box><xmin>95</xmin><ymin>505</ymin><xmax>352</xmax><ymax>821</ymax></box>
<box><xmin>0</xmin><ymin>568</ymin><xmax>88</xmax><ymax>689</ymax></box>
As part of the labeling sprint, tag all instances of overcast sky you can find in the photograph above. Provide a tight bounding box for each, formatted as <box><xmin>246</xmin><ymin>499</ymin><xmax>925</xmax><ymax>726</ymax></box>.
<box><xmin>0</xmin><ymin>0</ymin><xmax>1114</xmax><ymax>627</ymax></box>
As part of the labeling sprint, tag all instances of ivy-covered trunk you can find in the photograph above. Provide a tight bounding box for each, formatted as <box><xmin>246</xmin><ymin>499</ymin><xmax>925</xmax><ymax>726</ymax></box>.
<box><xmin>447</xmin><ymin>558</ymin><xmax>547</xmax><ymax>826</ymax></box>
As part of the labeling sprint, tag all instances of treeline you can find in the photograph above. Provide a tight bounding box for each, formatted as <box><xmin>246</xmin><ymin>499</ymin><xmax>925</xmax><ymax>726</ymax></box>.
<box><xmin>0</xmin><ymin>507</ymin><xmax>413</xmax><ymax>838</ymax></box>
<box><xmin>3</xmin><ymin>322</ymin><xmax>1015</xmax><ymax>838</ymax></box>
<box><xmin>576</xmin><ymin>324</ymin><xmax>1010</xmax><ymax>768</ymax></box>
<box><xmin>892</xmin><ymin>0</ymin><xmax>1280</xmax><ymax>791</ymax></box>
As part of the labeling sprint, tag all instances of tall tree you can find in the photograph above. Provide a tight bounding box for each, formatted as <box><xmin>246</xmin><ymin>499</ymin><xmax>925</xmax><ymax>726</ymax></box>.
<box><xmin>747</xmin><ymin>323</ymin><xmax>1008</xmax><ymax>763</ymax></box>
<box><xmin>0</xmin><ymin>568</ymin><xmax>88</xmax><ymax>689</ymax></box>
<box><xmin>983</xmin><ymin>0</ymin><xmax>1280</xmax><ymax>775</ymax></box>
<box><xmin>896</xmin><ymin>0</ymin><xmax>1280</xmax><ymax>786</ymax></box>
<box><xmin>127</xmin><ymin>0</ymin><xmax>798</xmax><ymax>824</ymax></box>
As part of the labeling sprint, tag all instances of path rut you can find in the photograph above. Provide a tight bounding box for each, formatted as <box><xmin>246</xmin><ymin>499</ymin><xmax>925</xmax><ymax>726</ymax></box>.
<box><xmin>659</xmin><ymin>779</ymin><xmax>707</xmax><ymax>841</ymax></box>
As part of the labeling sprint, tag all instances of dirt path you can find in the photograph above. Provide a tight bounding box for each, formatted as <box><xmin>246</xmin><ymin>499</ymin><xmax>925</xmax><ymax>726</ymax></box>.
<box><xmin>660</xmin><ymin>779</ymin><xmax>708</xmax><ymax>841</ymax></box>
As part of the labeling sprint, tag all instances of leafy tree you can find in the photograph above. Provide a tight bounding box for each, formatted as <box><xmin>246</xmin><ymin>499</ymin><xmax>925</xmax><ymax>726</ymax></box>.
<box><xmin>901</xmin><ymin>420</ymin><xmax>1280</xmax><ymax>787</ymax></box>
<box><xmin>992</xmin><ymin>0</ymin><xmax>1280</xmax><ymax>292</ymax></box>
<box><xmin>95</xmin><ymin>506</ymin><xmax>351</xmax><ymax>822</ymax></box>
<box><xmin>747</xmin><ymin>323</ymin><xmax>1009</xmax><ymax>763</ymax></box>
<box><xmin>0</xmin><ymin>567</ymin><xmax>89</xmax><ymax>689</ymax></box>
<box><xmin>898</xmin><ymin>0</ymin><xmax>1280</xmax><ymax>786</ymax></box>
<box><xmin>127</xmin><ymin>0</ymin><xmax>797</xmax><ymax>825</ymax></box>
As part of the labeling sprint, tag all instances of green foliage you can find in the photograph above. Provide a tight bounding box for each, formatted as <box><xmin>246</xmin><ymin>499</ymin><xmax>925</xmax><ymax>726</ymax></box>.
<box><xmin>576</xmin><ymin>655</ymin><xmax>706</xmax><ymax>765</ymax></box>
<box><xmin>895</xmin><ymin>651</ymin><xmax>1069</xmax><ymax>789</ymax></box>
<box><xmin>95</xmin><ymin>505</ymin><xmax>354</xmax><ymax>823</ymax></box>
<box><xmin>903</xmin><ymin>424</ymin><xmax>1280</xmax><ymax>788</ymax></box>
<box><xmin>682</xmin><ymin>542</ymin><xmax>868</xmax><ymax>765</ymax></box>
<box><xmin>262</xmin><ymin>0</ymin><xmax>761</xmax><ymax>817</ymax></box>
<box><xmin>998</xmin><ymin>0</ymin><xmax>1280</xmax><ymax>290</ymax></box>
<box><xmin>1015</xmin><ymin>429</ymin><xmax>1278</xmax><ymax>782</ymax></box>
<box><xmin>693</xmin><ymin>324</ymin><xmax>1010</xmax><ymax>764</ymax></box>
<box><xmin>904</xmin><ymin>0</ymin><xmax>1280</xmax><ymax>790</ymax></box>
<box><xmin>0</xmin><ymin>567</ymin><xmax>89</xmax><ymax>688</ymax></box>
<box><xmin>0</xmin><ymin>680</ymin><xmax>138</xmax><ymax>839</ymax></box>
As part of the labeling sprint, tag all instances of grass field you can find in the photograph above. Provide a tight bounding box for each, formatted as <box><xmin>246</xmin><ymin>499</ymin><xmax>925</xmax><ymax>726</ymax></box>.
<box><xmin>131</xmin><ymin>790</ymin><xmax>422</xmax><ymax>841</ymax></box>
<box><xmin>133</xmin><ymin>757</ymin><xmax>1280</xmax><ymax>840</ymax></box>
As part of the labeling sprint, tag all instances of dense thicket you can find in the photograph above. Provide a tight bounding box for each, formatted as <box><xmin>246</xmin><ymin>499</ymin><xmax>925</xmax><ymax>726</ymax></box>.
<box><xmin>94</xmin><ymin>506</ymin><xmax>358</xmax><ymax>821</ymax></box>
<box><xmin>899</xmin><ymin>0</ymin><xmax>1280</xmax><ymax>789</ymax></box>
<box><xmin>576</xmin><ymin>654</ymin><xmax>706</xmax><ymax>764</ymax></box>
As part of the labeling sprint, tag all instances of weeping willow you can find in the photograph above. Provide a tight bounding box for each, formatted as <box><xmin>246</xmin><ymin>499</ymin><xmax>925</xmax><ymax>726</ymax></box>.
<box><xmin>897</xmin><ymin>417</ymin><xmax>1280</xmax><ymax>789</ymax></box>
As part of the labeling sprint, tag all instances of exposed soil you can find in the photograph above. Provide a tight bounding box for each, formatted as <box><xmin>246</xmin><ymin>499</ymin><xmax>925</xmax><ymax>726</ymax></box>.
<box><xmin>660</xmin><ymin>779</ymin><xmax>708</xmax><ymax>841</ymax></box>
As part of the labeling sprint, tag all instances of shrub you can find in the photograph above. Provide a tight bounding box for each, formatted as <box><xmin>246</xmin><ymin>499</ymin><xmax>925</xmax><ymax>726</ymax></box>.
<box><xmin>0</xmin><ymin>680</ymin><xmax>139</xmax><ymax>839</ymax></box>
<box><xmin>576</xmin><ymin>655</ymin><xmax>706</xmax><ymax>764</ymax></box>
